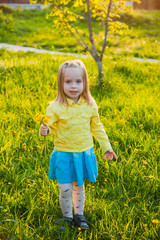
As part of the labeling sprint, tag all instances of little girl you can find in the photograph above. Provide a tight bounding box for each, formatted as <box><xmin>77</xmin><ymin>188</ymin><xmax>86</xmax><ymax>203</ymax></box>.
<box><xmin>39</xmin><ymin>60</ymin><xmax>117</xmax><ymax>231</ymax></box>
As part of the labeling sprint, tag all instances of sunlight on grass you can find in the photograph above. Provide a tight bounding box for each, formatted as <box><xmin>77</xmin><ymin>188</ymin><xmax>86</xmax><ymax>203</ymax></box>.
<box><xmin>0</xmin><ymin>48</ymin><xmax>160</xmax><ymax>239</ymax></box>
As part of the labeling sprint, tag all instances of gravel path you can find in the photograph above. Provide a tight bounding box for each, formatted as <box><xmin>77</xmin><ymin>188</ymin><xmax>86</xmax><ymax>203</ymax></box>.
<box><xmin>0</xmin><ymin>43</ymin><xmax>160</xmax><ymax>63</ymax></box>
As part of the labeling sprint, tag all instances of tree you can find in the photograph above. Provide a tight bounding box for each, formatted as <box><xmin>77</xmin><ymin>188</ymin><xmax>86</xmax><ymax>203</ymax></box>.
<box><xmin>30</xmin><ymin>0</ymin><xmax>141</xmax><ymax>86</ymax></box>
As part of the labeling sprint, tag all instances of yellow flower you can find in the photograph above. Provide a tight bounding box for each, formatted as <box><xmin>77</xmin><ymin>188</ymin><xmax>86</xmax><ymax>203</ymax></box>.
<box><xmin>35</xmin><ymin>113</ymin><xmax>39</xmax><ymax>117</ymax></box>
<box><xmin>36</xmin><ymin>114</ymin><xmax>44</xmax><ymax>122</ymax></box>
<box><xmin>39</xmin><ymin>193</ymin><xmax>43</xmax><ymax>196</ymax></box>
<box><xmin>152</xmin><ymin>219</ymin><xmax>159</xmax><ymax>224</ymax></box>
<box><xmin>37</xmin><ymin>146</ymin><xmax>41</xmax><ymax>149</ymax></box>
<box><xmin>104</xmin><ymin>179</ymin><xmax>108</xmax><ymax>182</ymax></box>
<box><xmin>36</xmin><ymin>119</ymin><xmax>41</xmax><ymax>124</ymax></box>
<box><xmin>92</xmin><ymin>186</ymin><xmax>95</xmax><ymax>188</ymax></box>
<box><xmin>87</xmin><ymin>184</ymin><xmax>90</xmax><ymax>187</ymax></box>
<box><xmin>143</xmin><ymin>161</ymin><xmax>148</xmax><ymax>165</ymax></box>
<box><xmin>78</xmin><ymin>227</ymin><xmax>81</xmax><ymax>231</ymax></box>
<box><xmin>33</xmin><ymin>183</ymin><xmax>36</xmax><ymax>186</ymax></box>
<box><xmin>143</xmin><ymin>224</ymin><xmax>147</xmax><ymax>227</ymax></box>
<box><xmin>43</xmin><ymin>117</ymin><xmax>49</xmax><ymax>124</ymax></box>
<box><xmin>8</xmin><ymin>182</ymin><xmax>12</xmax><ymax>185</ymax></box>
<box><xmin>149</xmin><ymin>175</ymin><xmax>154</xmax><ymax>179</ymax></box>
<box><xmin>124</xmin><ymin>204</ymin><xmax>128</xmax><ymax>207</ymax></box>
<box><xmin>134</xmin><ymin>148</ymin><xmax>138</xmax><ymax>152</ymax></box>
<box><xmin>2</xmin><ymin>193</ymin><xmax>6</xmax><ymax>196</ymax></box>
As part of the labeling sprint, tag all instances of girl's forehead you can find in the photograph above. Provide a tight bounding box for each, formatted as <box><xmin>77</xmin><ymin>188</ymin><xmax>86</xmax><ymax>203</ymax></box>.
<box><xmin>64</xmin><ymin>67</ymin><xmax>83</xmax><ymax>79</ymax></box>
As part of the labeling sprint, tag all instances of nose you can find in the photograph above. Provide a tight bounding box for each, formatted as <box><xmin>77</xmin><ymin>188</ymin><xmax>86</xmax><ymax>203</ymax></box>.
<box><xmin>71</xmin><ymin>82</ymin><xmax>77</xmax><ymax>89</ymax></box>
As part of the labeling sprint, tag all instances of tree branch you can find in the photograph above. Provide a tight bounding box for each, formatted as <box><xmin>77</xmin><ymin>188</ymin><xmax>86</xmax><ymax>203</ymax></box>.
<box><xmin>59</xmin><ymin>5</ymin><xmax>93</xmax><ymax>56</ymax></box>
<box><xmin>86</xmin><ymin>0</ymin><xmax>98</xmax><ymax>59</ymax></box>
<box><xmin>70</xmin><ymin>22</ymin><xmax>93</xmax><ymax>56</ymax></box>
<box><xmin>100</xmin><ymin>0</ymin><xmax>112</xmax><ymax>60</ymax></box>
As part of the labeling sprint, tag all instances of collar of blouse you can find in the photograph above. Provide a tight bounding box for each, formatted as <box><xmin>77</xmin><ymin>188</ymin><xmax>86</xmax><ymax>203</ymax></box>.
<box><xmin>67</xmin><ymin>96</ymin><xmax>86</xmax><ymax>106</ymax></box>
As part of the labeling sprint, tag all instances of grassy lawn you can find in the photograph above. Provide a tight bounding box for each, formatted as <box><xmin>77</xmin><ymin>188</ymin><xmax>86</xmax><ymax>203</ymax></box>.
<box><xmin>0</xmin><ymin>5</ymin><xmax>160</xmax><ymax>59</ymax></box>
<box><xmin>0</xmin><ymin>48</ymin><xmax>160</xmax><ymax>239</ymax></box>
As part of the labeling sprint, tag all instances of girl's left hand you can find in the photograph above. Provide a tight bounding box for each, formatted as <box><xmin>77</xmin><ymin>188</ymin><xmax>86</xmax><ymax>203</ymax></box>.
<box><xmin>104</xmin><ymin>149</ymin><xmax>118</xmax><ymax>161</ymax></box>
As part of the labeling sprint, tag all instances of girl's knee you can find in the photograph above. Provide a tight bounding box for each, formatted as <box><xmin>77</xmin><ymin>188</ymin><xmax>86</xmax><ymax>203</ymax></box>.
<box><xmin>73</xmin><ymin>181</ymin><xmax>84</xmax><ymax>192</ymax></box>
<box><xmin>59</xmin><ymin>183</ymin><xmax>73</xmax><ymax>198</ymax></box>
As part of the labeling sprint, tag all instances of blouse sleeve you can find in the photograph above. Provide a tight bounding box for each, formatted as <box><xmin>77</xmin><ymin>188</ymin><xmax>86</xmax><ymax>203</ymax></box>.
<box><xmin>90</xmin><ymin>103</ymin><xmax>112</xmax><ymax>153</ymax></box>
<box><xmin>39</xmin><ymin>102</ymin><xmax>59</xmax><ymax>136</ymax></box>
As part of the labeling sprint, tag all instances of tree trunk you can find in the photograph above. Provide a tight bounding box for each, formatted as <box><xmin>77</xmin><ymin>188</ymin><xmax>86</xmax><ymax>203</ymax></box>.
<box><xmin>96</xmin><ymin>60</ymin><xmax>104</xmax><ymax>86</ymax></box>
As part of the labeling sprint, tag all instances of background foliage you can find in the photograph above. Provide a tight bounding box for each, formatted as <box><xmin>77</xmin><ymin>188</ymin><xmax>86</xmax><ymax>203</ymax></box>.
<box><xmin>0</xmin><ymin>5</ymin><xmax>160</xmax><ymax>240</ymax></box>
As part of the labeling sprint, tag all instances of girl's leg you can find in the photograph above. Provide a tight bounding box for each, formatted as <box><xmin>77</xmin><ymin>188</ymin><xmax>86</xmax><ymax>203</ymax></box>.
<box><xmin>58</xmin><ymin>183</ymin><xmax>73</xmax><ymax>218</ymax></box>
<box><xmin>72</xmin><ymin>181</ymin><xmax>85</xmax><ymax>215</ymax></box>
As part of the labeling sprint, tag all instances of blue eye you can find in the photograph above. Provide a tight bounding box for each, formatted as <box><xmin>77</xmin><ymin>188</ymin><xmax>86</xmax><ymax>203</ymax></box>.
<box><xmin>77</xmin><ymin>80</ymin><xmax>82</xmax><ymax>83</ymax></box>
<box><xmin>66</xmin><ymin>80</ymin><xmax>71</xmax><ymax>83</ymax></box>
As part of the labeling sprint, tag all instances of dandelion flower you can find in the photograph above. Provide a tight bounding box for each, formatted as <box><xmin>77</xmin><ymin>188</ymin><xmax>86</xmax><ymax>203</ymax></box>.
<box><xmin>143</xmin><ymin>161</ymin><xmax>148</xmax><ymax>165</ymax></box>
<box><xmin>124</xmin><ymin>204</ymin><xmax>128</xmax><ymax>207</ymax></box>
<box><xmin>36</xmin><ymin>114</ymin><xmax>44</xmax><ymax>122</ymax></box>
<box><xmin>134</xmin><ymin>148</ymin><xmax>138</xmax><ymax>152</ymax></box>
<box><xmin>149</xmin><ymin>175</ymin><xmax>154</xmax><ymax>179</ymax></box>
<box><xmin>36</xmin><ymin>119</ymin><xmax>41</xmax><ymax>124</ymax></box>
<box><xmin>104</xmin><ymin>179</ymin><xmax>108</xmax><ymax>182</ymax></box>
<box><xmin>152</xmin><ymin>219</ymin><xmax>159</xmax><ymax>224</ymax></box>
<box><xmin>78</xmin><ymin>227</ymin><xmax>81</xmax><ymax>231</ymax></box>
<box><xmin>43</xmin><ymin>117</ymin><xmax>49</xmax><ymax>124</ymax></box>
<box><xmin>8</xmin><ymin>182</ymin><xmax>12</xmax><ymax>185</ymax></box>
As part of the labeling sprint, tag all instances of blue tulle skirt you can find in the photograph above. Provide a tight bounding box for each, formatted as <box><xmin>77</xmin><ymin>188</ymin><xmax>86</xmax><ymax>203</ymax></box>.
<box><xmin>48</xmin><ymin>148</ymin><xmax>98</xmax><ymax>186</ymax></box>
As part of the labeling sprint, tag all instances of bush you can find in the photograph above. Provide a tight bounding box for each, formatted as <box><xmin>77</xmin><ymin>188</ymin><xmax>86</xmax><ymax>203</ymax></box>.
<box><xmin>0</xmin><ymin>4</ymin><xmax>13</xmax><ymax>14</ymax></box>
<box><xmin>0</xmin><ymin>9</ymin><xmax>14</xmax><ymax>36</ymax></box>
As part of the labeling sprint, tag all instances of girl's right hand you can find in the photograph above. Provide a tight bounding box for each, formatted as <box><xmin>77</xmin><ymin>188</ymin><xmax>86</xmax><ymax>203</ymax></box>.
<box><xmin>39</xmin><ymin>124</ymin><xmax>49</xmax><ymax>136</ymax></box>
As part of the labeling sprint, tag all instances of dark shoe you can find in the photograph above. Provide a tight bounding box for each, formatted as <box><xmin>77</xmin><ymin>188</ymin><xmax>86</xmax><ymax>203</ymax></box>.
<box><xmin>74</xmin><ymin>214</ymin><xmax>89</xmax><ymax>230</ymax></box>
<box><xmin>56</xmin><ymin>217</ymin><xmax>73</xmax><ymax>231</ymax></box>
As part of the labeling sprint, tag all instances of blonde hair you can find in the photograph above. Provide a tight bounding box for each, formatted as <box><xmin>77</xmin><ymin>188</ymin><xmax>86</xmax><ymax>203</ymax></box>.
<box><xmin>55</xmin><ymin>60</ymin><xmax>94</xmax><ymax>106</ymax></box>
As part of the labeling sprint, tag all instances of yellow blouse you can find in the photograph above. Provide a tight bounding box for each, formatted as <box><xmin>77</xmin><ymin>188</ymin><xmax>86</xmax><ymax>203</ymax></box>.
<box><xmin>40</xmin><ymin>97</ymin><xmax>112</xmax><ymax>153</ymax></box>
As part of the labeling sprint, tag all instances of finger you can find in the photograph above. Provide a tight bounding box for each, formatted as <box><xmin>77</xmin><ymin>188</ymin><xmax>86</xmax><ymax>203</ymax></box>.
<box><xmin>104</xmin><ymin>153</ymin><xmax>107</xmax><ymax>160</ymax></box>
<box><xmin>108</xmin><ymin>155</ymin><xmax>113</xmax><ymax>161</ymax></box>
<box><xmin>113</xmin><ymin>152</ymin><xmax>118</xmax><ymax>160</ymax></box>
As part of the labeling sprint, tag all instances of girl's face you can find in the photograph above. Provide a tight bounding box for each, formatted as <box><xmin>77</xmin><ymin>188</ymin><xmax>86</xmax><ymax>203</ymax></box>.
<box><xmin>63</xmin><ymin>67</ymin><xmax>84</xmax><ymax>103</ymax></box>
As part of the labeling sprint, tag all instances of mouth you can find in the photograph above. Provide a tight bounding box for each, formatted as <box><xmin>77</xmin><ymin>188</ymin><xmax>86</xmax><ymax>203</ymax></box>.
<box><xmin>70</xmin><ymin>91</ymin><xmax>78</xmax><ymax>95</ymax></box>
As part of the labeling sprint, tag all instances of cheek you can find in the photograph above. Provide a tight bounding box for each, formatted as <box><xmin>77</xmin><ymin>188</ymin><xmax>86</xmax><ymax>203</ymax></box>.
<box><xmin>81</xmin><ymin>83</ymin><xmax>84</xmax><ymax>91</ymax></box>
<box><xmin>64</xmin><ymin>84</ymin><xmax>69</xmax><ymax>91</ymax></box>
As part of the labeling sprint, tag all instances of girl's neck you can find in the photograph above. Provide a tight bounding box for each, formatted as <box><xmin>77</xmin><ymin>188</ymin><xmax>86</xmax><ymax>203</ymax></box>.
<box><xmin>68</xmin><ymin>95</ymin><xmax>81</xmax><ymax>104</ymax></box>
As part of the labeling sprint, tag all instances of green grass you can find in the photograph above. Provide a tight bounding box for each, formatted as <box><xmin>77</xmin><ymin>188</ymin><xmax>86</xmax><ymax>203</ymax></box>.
<box><xmin>0</xmin><ymin>5</ymin><xmax>160</xmax><ymax>59</ymax></box>
<box><xmin>0</xmin><ymin>48</ymin><xmax>160</xmax><ymax>239</ymax></box>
